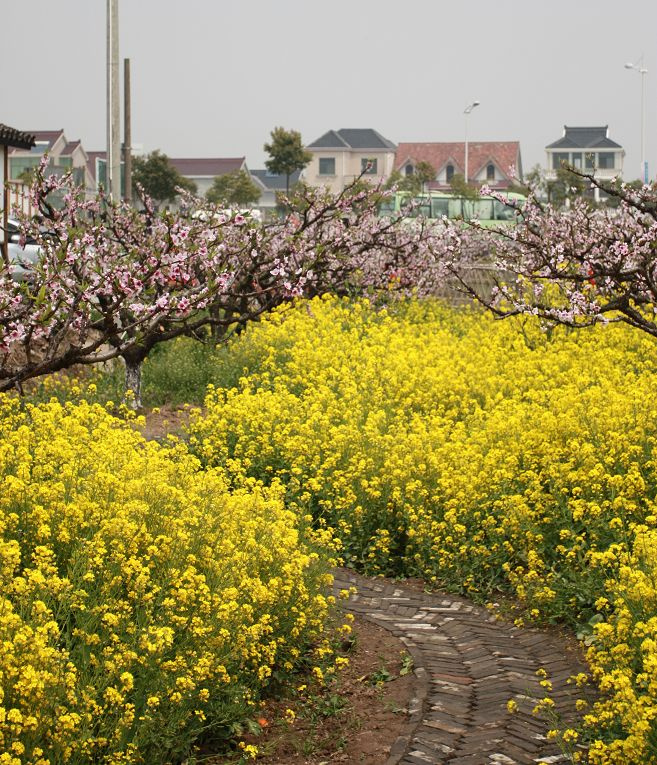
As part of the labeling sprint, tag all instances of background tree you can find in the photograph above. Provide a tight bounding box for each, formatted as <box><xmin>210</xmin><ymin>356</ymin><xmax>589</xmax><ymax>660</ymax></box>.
<box><xmin>132</xmin><ymin>150</ymin><xmax>197</xmax><ymax>209</ymax></box>
<box><xmin>546</xmin><ymin>164</ymin><xmax>589</xmax><ymax>208</ymax></box>
<box><xmin>449</xmin><ymin>173</ymin><xmax>480</xmax><ymax>200</ymax></box>
<box><xmin>264</xmin><ymin>127</ymin><xmax>312</xmax><ymax>194</ymax></box>
<box><xmin>386</xmin><ymin>161</ymin><xmax>437</xmax><ymax>195</ymax></box>
<box><xmin>205</xmin><ymin>169</ymin><xmax>261</xmax><ymax>207</ymax></box>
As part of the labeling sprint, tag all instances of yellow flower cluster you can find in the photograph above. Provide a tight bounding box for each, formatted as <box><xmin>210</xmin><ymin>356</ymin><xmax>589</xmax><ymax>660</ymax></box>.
<box><xmin>189</xmin><ymin>295</ymin><xmax>657</xmax><ymax>762</ymax></box>
<box><xmin>0</xmin><ymin>396</ymin><xmax>335</xmax><ymax>763</ymax></box>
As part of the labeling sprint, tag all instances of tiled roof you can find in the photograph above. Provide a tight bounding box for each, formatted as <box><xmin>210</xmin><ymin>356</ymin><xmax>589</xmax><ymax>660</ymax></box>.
<box><xmin>308</xmin><ymin>130</ymin><xmax>350</xmax><ymax>149</ymax></box>
<box><xmin>250</xmin><ymin>169</ymin><xmax>302</xmax><ymax>190</ymax></box>
<box><xmin>61</xmin><ymin>139</ymin><xmax>82</xmax><ymax>156</ymax></box>
<box><xmin>169</xmin><ymin>157</ymin><xmax>246</xmax><ymax>177</ymax></box>
<box><xmin>9</xmin><ymin>129</ymin><xmax>65</xmax><ymax>155</ymax></box>
<box><xmin>546</xmin><ymin>126</ymin><xmax>622</xmax><ymax>150</ymax></box>
<box><xmin>0</xmin><ymin>123</ymin><xmax>35</xmax><ymax>150</ymax></box>
<box><xmin>29</xmin><ymin>130</ymin><xmax>65</xmax><ymax>148</ymax></box>
<box><xmin>395</xmin><ymin>141</ymin><xmax>521</xmax><ymax>180</ymax></box>
<box><xmin>308</xmin><ymin>128</ymin><xmax>396</xmax><ymax>151</ymax></box>
<box><xmin>31</xmin><ymin>130</ymin><xmax>65</xmax><ymax>142</ymax></box>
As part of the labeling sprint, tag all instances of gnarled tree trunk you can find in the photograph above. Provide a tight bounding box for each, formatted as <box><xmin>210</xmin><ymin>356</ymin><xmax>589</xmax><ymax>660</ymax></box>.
<box><xmin>122</xmin><ymin>350</ymin><xmax>146</xmax><ymax>409</ymax></box>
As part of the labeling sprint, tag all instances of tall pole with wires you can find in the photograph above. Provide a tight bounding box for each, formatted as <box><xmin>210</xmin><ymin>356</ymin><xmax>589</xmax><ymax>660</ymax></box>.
<box><xmin>107</xmin><ymin>0</ymin><xmax>120</xmax><ymax>199</ymax></box>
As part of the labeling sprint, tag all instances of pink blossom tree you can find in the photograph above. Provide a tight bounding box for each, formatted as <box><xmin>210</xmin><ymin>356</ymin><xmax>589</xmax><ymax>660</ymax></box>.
<box><xmin>0</xmin><ymin>162</ymin><xmax>445</xmax><ymax>405</ymax></box>
<box><xmin>441</xmin><ymin>172</ymin><xmax>657</xmax><ymax>337</ymax></box>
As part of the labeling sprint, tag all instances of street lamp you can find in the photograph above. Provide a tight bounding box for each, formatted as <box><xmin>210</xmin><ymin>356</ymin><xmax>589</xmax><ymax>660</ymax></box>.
<box><xmin>624</xmin><ymin>57</ymin><xmax>648</xmax><ymax>183</ymax></box>
<box><xmin>463</xmin><ymin>100</ymin><xmax>480</xmax><ymax>183</ymax></box>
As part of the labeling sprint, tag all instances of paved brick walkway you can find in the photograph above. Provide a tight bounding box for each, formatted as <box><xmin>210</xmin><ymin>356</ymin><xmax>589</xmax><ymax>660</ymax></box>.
<box><xmin>333</xmin><ymin>567</ymin><xmax>588</xmax><ymax>765</ymax></box>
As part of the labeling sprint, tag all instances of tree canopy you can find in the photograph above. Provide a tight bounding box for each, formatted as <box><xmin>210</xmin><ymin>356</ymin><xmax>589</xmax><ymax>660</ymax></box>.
<box><xmin>386</xmin><ymin>161</ymin><xmax>437</xmax><ymax>195</ymax></box>
<box><xmin>264</xmin><ymin>127</ymin><xmax>312</xmax><ymax>193</ymax></box>
<box><xmin>132</xmin><ymin>150</ymin><xmax>197</xmax><ymax>208</ymax></box>
<box><xmin>205</xmin><ymin>169</ymin><xmax>261</xmax><ymax>207</ymax></box>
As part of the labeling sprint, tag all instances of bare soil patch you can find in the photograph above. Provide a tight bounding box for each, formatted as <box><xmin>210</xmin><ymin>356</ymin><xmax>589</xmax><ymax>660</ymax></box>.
<box><xmin>137</xmin><ymin>404</ymin><xmax>196</xmax><ymax>441</ymax></box>
<box><xmin>208</xmin><ymin>614</ymin><xmax>414</xmax><ymax>764</ymax></box>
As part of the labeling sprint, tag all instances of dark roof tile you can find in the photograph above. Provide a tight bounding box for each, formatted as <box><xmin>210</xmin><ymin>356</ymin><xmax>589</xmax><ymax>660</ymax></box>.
<box><xmin>308</xmin><ymin>128</ymin><xmax>396</xmax><ymax>150</ymax></box>
<box><xmin>0</xmin><ymin>123</ymin><xmax>35</xmax><ymax>150</ymax></box>
<box><xmin>250</xmin><ymin>169</ymin><xmax>302</xmax><ymax>190</ymax></box>
<box><xmin>546</xmin><ymin>126</ymin><xmax>622</xmax><ymax>150</ymax></box>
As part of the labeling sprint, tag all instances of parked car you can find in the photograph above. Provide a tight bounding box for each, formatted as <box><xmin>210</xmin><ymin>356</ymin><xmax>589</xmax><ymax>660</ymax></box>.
<box><xmin>3</xmin><ymin>218</ymin><xmax>42</xmax><ymax>282</ymax></box>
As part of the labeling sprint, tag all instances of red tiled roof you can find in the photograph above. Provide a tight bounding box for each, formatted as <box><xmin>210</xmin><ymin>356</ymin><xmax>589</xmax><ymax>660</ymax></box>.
<box><xmin>61</xmin><ymin>139</ymin><xmax>82</xmax><ymax>156</ymax></box>
<box><xmin>31</xmin><ymin>130</ymin><xmax>65</xmax><ymax>141</ymax></box>
<box><xmin>9</xmin><ymin>129</ymin><xmax>65</xmax><ymax>154</ymax></box>
<box><xmin>395</xmin><ymin>141</ymin><xmax>521</xmax><ymax>180</ymax></box>
<box><xmin>169</xmin><ymin>157</ymin><xmax>245</xmax><ymax>177</ymax></box>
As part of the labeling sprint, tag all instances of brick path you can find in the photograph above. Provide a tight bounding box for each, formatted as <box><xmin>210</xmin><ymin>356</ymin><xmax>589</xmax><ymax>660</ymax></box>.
<box><xmin>333</xmin><ymin>567</ymin><xmax>588</xmax><ymax>765</ymax></box>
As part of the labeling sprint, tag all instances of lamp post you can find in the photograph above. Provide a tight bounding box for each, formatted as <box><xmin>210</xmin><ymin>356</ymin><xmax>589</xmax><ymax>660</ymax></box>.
<box><xmin>463</xmin><ymin>100</ymin><xmax>480</xmax><ymax>183</ymax></box>
<box><xmin>624</xmin><ymin>57</ymin><xmax>648</xmax><ymax>184</ymax></box>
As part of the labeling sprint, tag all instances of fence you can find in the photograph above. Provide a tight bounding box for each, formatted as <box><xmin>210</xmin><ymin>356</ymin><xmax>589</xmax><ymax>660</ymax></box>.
<box><xmin>6</xmin><ymin>180</ymin><xmax>33</xmax><ymax>217</ymax></box>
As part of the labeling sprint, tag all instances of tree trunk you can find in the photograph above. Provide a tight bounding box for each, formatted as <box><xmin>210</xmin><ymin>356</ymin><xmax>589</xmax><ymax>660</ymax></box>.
<box><xmin>123</xmin><ymin>355</ymin><xmax>143</xmax><ymax>409</ymax></box>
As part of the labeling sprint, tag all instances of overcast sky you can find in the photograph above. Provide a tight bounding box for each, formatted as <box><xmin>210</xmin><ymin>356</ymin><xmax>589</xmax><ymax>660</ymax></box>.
<box><xmin>4</xmin><ymin>0</ymin><xmax>656</xmax><ymax>180</ymax></box>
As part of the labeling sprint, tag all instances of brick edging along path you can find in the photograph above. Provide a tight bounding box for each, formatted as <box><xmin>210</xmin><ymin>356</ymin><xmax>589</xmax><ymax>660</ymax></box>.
<box><xmin>333</xmin><ymin>568</ymin><xmax>588</xmax><ymax>765</ymax></box>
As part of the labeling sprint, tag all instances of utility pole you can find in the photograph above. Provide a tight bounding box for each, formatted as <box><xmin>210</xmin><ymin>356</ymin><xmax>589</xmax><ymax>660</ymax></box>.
<box><xmin>124</xmin><ymin>57</ymin><xmax>132</xmax><ymax>204</ymax></box>
<box><xmin>106</xmin><ymin>0</ymin><xmax>120</xmax><ymax>200</ymax></box>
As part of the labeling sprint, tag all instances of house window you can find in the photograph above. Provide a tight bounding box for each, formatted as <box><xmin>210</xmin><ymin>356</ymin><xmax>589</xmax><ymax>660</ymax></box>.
<box><xmin>361</xmin><ymin>158</ymin><xmax>378</xmax><ymax>174</ymax></box>
<box><xmin>319</xmin><ymin>157</ymin><xmax>336</xmax><ymax>175</ymax></box>
<box><xmin>486</xmin><ymin>163</ymin><xmax>495</xmax><ymax>180</ymax></box>
<box><xmin>571</xmin><ymin>152</ymin><xmax>582</xmax><ymax>169</ymax></box>
<box><xmin>585</xmin><ymin>153</ymin><xmax>595</xmax><ymax>169</ymax></box>
<box><xmin>552</xmin><ymin>152</ymin><xmax>570</xmax><ymax>170</ymax></box>
<box><xmin>10</xmin><ymin>156</ymin><xmax>40</xmax><ymax>180</ymax></box>
<box><xmin>446</xmin><ymin>164</ymin><xmax>455</xmax><ymax>182</ymax></box>
<box><xmin>405</xmin><ymin>164</ymin><xmax>414</xmax><ymax>176</ymax></box>
<box><xmin>598</xmin><ymin>152</ymin><xmax>615</xmax><ymax>169</ymax></box>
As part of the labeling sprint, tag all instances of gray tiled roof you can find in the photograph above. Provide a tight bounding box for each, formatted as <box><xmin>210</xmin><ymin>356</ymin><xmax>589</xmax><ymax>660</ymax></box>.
<box><xmin>308</xmin><ymin>130</ymin><xmax>350</xmax><ymax>149</ymax></box>
<box><xmin>546</xmin><ymin>126</ymin><xmax>622</xmax><ymax>150</ymax></box>
<box><xmin>0</xmin><ymin>123</ymin><xmax>35</xmax><ymax>150</ymax></box>
<box><xmin>250</xmin><ymin>169</ymin><xmax>302</xmax><ymax>190</ymax></box>
<box><xmin>308</xmin><ymin>128</ymin><xmax>396</xmax><ymax>150</ymax></box>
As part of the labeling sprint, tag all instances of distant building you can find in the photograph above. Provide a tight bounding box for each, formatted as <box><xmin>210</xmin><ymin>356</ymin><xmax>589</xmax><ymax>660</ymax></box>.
<box><xmin>305</xmin><ymin>129</ymin><xmax>397</xmax><ymax>192</ymax></box>
<box><xmin>545</xmin><ymin>126</ymin><xmax>624</xmax><ymax>194</ymax></box>
<box><xmin>168</xmin><ymin>157</ymin><xmax>247</xmax><ymax>199</ymax></box>
<box><xmin>395</xmin><ymin>141</ymin><xmax>522</xmax><ymax>190</ymax></box>
<box><xmin>250</xmin><ymin>169</ymin><xmax>302</xmax><ymax>212</ymax></box>
<box><xmin>9</xmin><ymin>129</ymin><xmax>94</xmax><ymax>192</ymax></box>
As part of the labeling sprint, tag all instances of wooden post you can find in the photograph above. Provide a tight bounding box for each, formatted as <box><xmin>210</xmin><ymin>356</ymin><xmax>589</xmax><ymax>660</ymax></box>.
<box><xmin>2</xmin><ymin>146</ymin><xmax>9</xmax><ymax>267</ymax></box>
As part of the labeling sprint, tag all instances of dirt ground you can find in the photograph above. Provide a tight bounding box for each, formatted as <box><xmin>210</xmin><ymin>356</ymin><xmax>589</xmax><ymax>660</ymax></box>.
<box><xmin>208</xmin><ymin>614</ymin><xmax>415</xmax><ymax>764</ymax></box>
<box><xmin>137</xmin><ymin>404</ymin><xmax>196</xmax><ymax>441</ymax></box>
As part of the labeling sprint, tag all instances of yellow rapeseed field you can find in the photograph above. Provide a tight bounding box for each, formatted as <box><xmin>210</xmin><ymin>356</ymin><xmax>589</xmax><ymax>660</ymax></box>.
<box><xmin>189</xmin><ymin>295</ymin><xmax>657</xmax><ymax>764</ymax></box>
<box><xmin>0</xmin><ymin>397</ymin><xmax>336</xmax><ymax>764</ymax></box>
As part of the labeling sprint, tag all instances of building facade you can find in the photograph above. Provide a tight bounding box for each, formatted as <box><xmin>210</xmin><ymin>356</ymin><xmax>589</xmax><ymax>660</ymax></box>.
<box><xmin>395</xmin><ymin>141</ymin><xmax>522</xmax><ymax>190</ymax></box>
<box><xmin>304</xmin><ymin>129</ymin><xmax>397</xmax><ymax>192</ymax></box>
<box><xmin>545</xmin><ymin>126</ymin><xmax>624</xmax><ymax>182</ymax></box>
